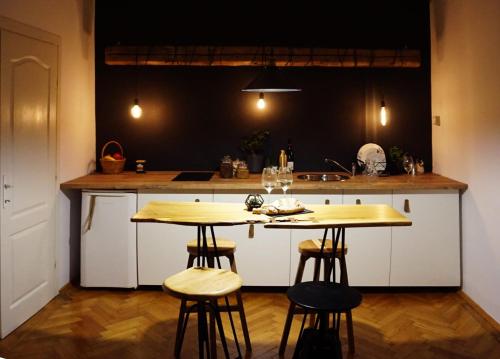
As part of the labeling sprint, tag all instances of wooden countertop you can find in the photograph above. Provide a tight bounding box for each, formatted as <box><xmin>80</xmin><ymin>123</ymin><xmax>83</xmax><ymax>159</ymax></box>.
<box><xmin>60</xmin><ymin>171</ymin><xmax>468</xmax><ymax>191</ymax></box>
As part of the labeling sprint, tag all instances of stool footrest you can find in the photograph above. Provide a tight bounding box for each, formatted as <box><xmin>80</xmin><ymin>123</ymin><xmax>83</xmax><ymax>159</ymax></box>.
<box><xmin>294</xmin><ymin>327</ymin><xmax>342</xmax><ymax>359</ymax></box>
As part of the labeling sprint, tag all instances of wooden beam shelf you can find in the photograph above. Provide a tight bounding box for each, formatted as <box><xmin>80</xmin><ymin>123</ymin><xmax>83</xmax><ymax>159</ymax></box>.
<box><xmin>105</xmin><ymin>45</ymin><xmax>421</xmax><ymax>68</ymax></box>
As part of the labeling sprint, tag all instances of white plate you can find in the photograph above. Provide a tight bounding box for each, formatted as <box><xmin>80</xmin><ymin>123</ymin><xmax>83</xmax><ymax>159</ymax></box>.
<box><xmin>357</xmin><ymin>143</ymin><xmax>386</xmax><ymax>171</ymax></box>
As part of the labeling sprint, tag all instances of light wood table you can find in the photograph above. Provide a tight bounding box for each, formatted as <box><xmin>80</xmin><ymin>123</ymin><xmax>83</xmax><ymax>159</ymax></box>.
<box><xmin>264</xmin><ymin>204</ymin><xmax>411</xmax><ymax>358</ymax></box>
<box><xmin>131</xmin><ymin>201</ymin><xmax>410</xmax><ymax>288</ymax></box>
<box><xmin>132</xmin><ymin>201</ymin><xmax>269</xmax><ymax>267</ymax></box>
<box><xmin>131</xmin><ymin>201</ymin><xmax>411</xmax><ymax>358</ymax></box>
<box><xmin>132</xmin><ymin>201</ymin><xmax>268</xmax><ymax>358</ymax></box>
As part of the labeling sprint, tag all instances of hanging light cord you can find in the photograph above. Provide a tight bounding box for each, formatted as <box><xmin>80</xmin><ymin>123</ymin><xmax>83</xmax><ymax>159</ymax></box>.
<box><xmin>134</xmin><ymin>52</ymin><xmax>139</xmax><ymax>100</ymax></box>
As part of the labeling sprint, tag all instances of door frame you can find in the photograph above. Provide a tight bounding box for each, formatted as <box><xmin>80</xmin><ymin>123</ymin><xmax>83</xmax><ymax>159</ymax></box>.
<box><xmin>0</xmin><ymin>15</ymin><xmax>60</xmax><ymax>337</ymax></box>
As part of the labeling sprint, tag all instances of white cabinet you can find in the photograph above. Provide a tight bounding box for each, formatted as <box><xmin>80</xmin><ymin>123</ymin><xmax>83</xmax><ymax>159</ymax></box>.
<box><xmin>81</xmin><ymin>192</ymin><xmax>138</xmax><ymax>288</ymax></box>
<box><xmin>290</xmin><ymin>192</ymin><xmax>342</xmax><ymax>284</ymax></box>
<box><xmin>213</xmin><ymin>191</ymin><xmax>291</xmax><ymax>286</ymax></box>
<box><xmin>343</xmin><ymin>191</ymin><xmax>392</xmax><ymax>286</ymax></box>
<box><xmin>133</xmin><ymin>188</ymin><xmax>461</xmax><ymax>287</ymax></box>
<box><xmin>390</xmin><ymin>190</ymin><xmax>460</xmax><ymax>286</ymax></box>
<box><xmin>137</xmin><ymin>191</ymin><xmax>213</xmax><ymax>285</ymax></box>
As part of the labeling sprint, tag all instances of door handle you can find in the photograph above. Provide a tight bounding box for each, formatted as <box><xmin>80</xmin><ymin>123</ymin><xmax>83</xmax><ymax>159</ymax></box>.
<box><xmin>195</xmin><ymin>198</ymin><xmax>200</xmax><ymax>202</ymax></box>
<box><xmin>356</xmin><ymin>199</ymin><xmax>361</xmax><ymax>205</ymax></box>
<box><xmin>404</xmin><ymin>199</ymin><xmax>410</xmax><ymax>213</ymax></box>
<box><xmin>83</xmin><ymin>195</ymin><xmax>97</xmax><ymax>233</ymax></box>
<box><xmin>324</xmin><ymin>199</ymin><xmax>330</xmax><ymax>205</ymax></box>
<box><xmin>2</xmin><ymin>175</ymin><xmax>12</xmax><ymax>208</ymax></box>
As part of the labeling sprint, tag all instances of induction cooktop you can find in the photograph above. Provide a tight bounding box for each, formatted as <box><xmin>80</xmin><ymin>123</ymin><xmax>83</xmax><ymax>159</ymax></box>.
<box><xmin>172</xmin><ymin>171</ymin><xmax>214</xmax><ymax>181</ymax></box>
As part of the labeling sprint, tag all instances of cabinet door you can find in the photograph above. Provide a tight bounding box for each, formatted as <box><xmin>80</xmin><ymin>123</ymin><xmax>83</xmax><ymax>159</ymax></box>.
<box><xmin>290</xmin><ymin>192</ymin><xmax>342</xmax><ymax>285</ymax></box>
<box><xmin>343</xmin><ymin>191</ymin><xmax>392</xmax><ymax>286</ymax></box>
<box><xmin>137</xmin><ymin>191</ymin><xmax>213</xmax><ymax>285</ymax></box>
<box><xmin>213</xmin><ymin>191</ymin><xmax>291</xmax><ymax>286</ymax></box>
<box><xmin>391</xmin><ymin>190</ymin><xmax>460</xmax><ymax>286</ymax></box>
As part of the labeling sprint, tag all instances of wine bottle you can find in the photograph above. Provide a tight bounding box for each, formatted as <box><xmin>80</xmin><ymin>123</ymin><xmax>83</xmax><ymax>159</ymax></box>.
<box><xmin>286</xmin><ymin>139</ymin><xmax>294</xmax><ymax>171</ymax></box>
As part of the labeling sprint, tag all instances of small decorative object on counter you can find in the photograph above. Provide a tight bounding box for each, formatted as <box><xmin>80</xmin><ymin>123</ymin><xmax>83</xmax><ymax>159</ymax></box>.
<box><xmin>220</xmin><ymin>155</ymin><xmax>233</xmax><ymax>178</ymax></box>
<box><xmin>245</xmin><ymin>194</ymin><xmax>264</xmax><ymax>211</ymax></box>
<box><xmin>100</xmin><ymin>140</ymin><xmax>126</xmax><ymax>174</ymax></box>
<box><xmin>236</xmin><ymin>161</ymin><xmax>249</xmax><ymax>179</ymax></box>
<box><xmin>415</xmin><ymin>159</ymin><xmax>425</xmax><ymax>174</ymax></box>
<box><xmin>135</xmin><ymin>160</ymin><xmax>146</xmax><ymax>173</ymax></box>
<box><xmin>232</xmin><ymin>158</ymin><xmax>242</xmax><ymax>176</ymax></box>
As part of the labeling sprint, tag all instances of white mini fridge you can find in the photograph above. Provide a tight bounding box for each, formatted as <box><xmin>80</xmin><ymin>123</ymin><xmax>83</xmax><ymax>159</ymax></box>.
<box><xmin>81</xmin><ymin>191</ymin><xmax>138</xmax><ymax>288</ymax></box>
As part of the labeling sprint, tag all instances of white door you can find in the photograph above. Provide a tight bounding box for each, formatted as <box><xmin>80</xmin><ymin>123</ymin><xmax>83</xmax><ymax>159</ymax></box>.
<box><xmin>0</xmin><ymin>28</ymin><xmax>58</xmax><ymax>337</ymax></box>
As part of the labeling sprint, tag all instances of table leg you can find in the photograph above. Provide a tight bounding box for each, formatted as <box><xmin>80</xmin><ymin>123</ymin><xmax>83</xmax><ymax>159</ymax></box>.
<box><xmin>203</xmin><ymin>225</ymin><xmax>243</xmax><ymax>358</ymax></box>
<box><xmin>197</xmin><ymin>226</ymin><xmax>201</xmax><ymax>267</ymax></box>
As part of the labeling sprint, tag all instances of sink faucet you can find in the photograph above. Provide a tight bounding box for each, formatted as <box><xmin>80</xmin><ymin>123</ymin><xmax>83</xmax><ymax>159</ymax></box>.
<box><xmin>324</xmin><ymin>158</ymin><xmax>355</xmax><ymax>176</ymax></box>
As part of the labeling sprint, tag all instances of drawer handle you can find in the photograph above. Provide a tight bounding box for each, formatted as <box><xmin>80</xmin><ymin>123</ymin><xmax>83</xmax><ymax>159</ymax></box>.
<box><xmin>195</xmin><ymin>198</ymin><xmax>200</xmax><ymax>202</ymax></box>
<box><xmin>404</xmin><ymin>199</ymin><xmax>410</xmax><ymax>213</ymax></box>
<box><xmin>324</xmin><ymin>199</ymin><xmax>330</xmax><ymax>205</ymax></box>
<box><xmin>356</xmin><ymin>199</ymin><xmax>361</xmax><ymax>205</ymax></box>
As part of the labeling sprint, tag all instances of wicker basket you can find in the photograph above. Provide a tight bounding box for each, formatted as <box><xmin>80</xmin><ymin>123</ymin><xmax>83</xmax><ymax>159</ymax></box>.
<box><xmin>100</xmin><ymin>140</ymin><xmax>126</xmax><ymax>174</ymax></box>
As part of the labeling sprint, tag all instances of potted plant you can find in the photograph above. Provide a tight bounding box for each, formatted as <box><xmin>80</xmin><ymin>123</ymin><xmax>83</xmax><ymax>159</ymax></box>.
<box><xmin>388</xmin><ymin>146</ymin><xmax>405</xmax><ymax>174</ymax></box>
<box><xmin>240</xmin><ymin>130</ymin><xmax>270</xmax><ymax>173</ymax></box>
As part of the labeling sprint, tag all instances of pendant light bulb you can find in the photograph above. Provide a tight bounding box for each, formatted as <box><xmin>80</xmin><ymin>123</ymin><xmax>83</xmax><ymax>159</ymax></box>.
<box><xmin>380</xmin><ymin>100</ymin><xmax>387</xmax><ymax>126</ymax></box>
<box><xmin>131</xmin><ymin>98</ymin><xmax>142</xmax><ymax>119</ymax></box>
<box><xmin>257</xmin><ymin>92</ymin><xmax>266</xmax><ymax>110</ymax></box>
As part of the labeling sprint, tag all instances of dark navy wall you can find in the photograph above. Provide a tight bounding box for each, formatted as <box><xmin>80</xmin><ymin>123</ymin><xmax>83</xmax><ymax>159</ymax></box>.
<box><xmin>95</xmin><ymin>1</ymin><xmax>431</xmax><ymax>172</ymax></box>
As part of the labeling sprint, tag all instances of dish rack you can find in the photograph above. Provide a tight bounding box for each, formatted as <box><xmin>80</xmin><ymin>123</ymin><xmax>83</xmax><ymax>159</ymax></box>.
<box><xmin>100</xmin><ymin>140</ymin><xmax>126</xmax><ymax>174</ymax></box>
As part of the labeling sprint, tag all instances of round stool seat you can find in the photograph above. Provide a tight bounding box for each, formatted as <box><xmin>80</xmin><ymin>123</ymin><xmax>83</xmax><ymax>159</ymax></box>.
<box><xmin>299</xmin><ymin>239</ymin><xmax>348</xmax><ymax>255</ymax></box>
<box><xmin>287</xmin><ymin>281</ymin><xmax>362</xmax><ymax>312</ymax></box>
<box><xmin>187</xmin><ymin>238</ymin><xmax>236</xmax><ymax>255</ymax></box>
<box><xmin>164</xmin><ymin>267</ymin><xmax>242</xmax><ymax>300</ymax></box>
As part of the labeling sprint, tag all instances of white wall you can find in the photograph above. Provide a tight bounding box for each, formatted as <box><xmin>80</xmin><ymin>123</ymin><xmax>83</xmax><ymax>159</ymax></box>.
<box><xmin>0</xmin><ymin>0</ymin><xmax>96</xmax><ymax>288</ymax></box>
<box><xmin>431</xmin><ymin>0</ymin><xmax>500</xmax><ymax>323</ymax></box>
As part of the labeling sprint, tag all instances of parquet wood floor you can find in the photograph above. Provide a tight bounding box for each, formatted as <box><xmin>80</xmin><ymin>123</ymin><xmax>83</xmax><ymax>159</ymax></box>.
<box><xmin>0</xmin><ymin>285</ymin><xmax>499</xmax><ymax>358</ymax></box>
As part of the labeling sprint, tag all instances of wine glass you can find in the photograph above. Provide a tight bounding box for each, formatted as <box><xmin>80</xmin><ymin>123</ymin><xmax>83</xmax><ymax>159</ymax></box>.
<box><xmin>261</xmin><ymin>167</ymin><xmax>277</xmax><ymax>203</ymax></box>
<box><xmin>402</xmin><ymin>154</ymin><xmax>415</xmax><ymax>175</ymax></box>
<box><xmin>277</xmin><ymin>167</ymin><xmax>293</xmax><ymax>197</ymax></box>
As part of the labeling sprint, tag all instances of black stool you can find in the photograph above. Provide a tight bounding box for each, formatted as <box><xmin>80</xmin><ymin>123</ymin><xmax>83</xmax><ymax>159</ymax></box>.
<box><xmin>279</xmin><ymin>239</ymin><xmax>354</xmax><ymax>356</ymax></box>
<box><xmin>288</xmin><ymin>282</ymin><xmax>362</xmax><ymax>359</ymax></box>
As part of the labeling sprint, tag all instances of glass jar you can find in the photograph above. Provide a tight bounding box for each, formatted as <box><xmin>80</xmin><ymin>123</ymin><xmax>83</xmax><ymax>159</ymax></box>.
<box><xmin>135</xmin><ymin>160</ymin><xmax>146</xmax><ymax>173</ymax></box>
<box><xmin>236</xmin><ymin>161</ymin><xmax>249</xmax><ymax>179</ymax></box>
<box><xmin>416</xmin><ymin>159</ymin><xmax>425</xmax><ymax>174</ymax></box>
<box><xmin>220</xmin><ymin>155</ymin><xmax>233</xmax><ymax>178</ymax></box>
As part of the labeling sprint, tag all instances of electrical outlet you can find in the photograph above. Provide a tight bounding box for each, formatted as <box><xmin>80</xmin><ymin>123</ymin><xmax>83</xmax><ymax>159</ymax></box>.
<box><xmin>432</xmin><ymin>115</ymin><xmax>441</xmax><ymax>126</ymax></box>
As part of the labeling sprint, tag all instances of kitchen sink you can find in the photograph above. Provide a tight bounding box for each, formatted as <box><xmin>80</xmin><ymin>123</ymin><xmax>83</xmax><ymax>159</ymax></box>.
<box><xmin>297</xmin><ymin>173</ymin><xmax>350</xmax><ymax>181</ymax></box>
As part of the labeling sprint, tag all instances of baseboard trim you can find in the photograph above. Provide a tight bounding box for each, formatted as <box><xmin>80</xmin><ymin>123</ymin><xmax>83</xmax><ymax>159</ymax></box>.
<box><xmin>458</xmin><ymin>290</ymin><xmax>500</xmax><ymax>339</ymax></box>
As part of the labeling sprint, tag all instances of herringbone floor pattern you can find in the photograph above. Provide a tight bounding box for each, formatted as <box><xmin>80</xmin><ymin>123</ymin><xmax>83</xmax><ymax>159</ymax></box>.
<box><xmin>0</xmin><ymin>285</ymin><xmax>499</xmax><ymax>358</ymax></box>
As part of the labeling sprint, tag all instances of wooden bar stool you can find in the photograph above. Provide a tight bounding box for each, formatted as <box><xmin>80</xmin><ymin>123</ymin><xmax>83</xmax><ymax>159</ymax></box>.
<box><xmin>164</xmin><ymin>267</ymin><xmax>243</xmax><ymax>359</ymax></box>
<box><xmin>279</xmin><ymin>239</ymin><xmax>355</xmax><ymax>356</ymax></box>
<box><xmin>185</xmin><ymin>237</ymin><xmax>252</xmax><ymax>353</ymax></box>
<box><xmin>186</xmin><ymin>237</ymin><xmax>237</xmax><ymax>271</ymax></box>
